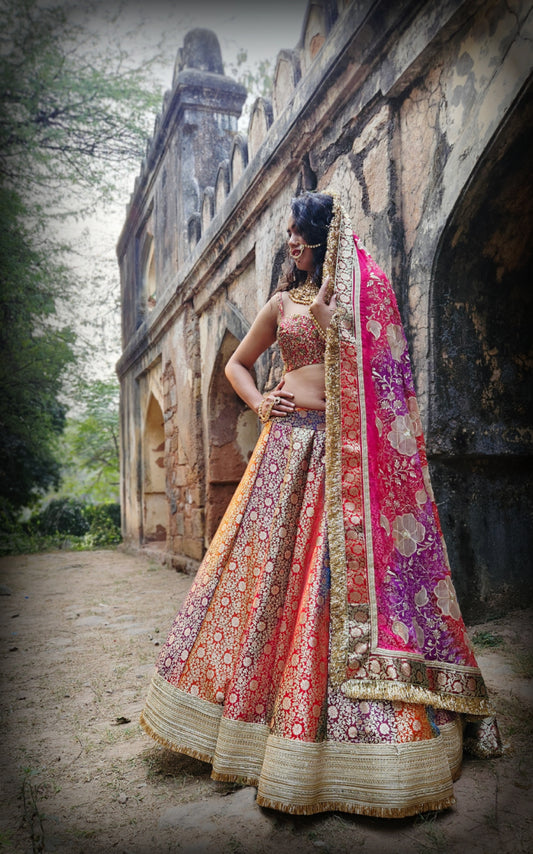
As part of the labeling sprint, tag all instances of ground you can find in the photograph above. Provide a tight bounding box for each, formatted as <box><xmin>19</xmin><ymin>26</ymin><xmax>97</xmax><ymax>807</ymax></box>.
<box><xmin>0</xmin><ymin>548</ymin><xmax>531</xmax><ymax>854</ymax></box>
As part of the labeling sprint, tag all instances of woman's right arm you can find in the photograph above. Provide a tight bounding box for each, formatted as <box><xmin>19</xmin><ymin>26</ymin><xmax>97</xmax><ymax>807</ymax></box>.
<box><xmin>225</xmin><ymin>296</ymin><xmax>295</xmax><ymax>416</ymax></box>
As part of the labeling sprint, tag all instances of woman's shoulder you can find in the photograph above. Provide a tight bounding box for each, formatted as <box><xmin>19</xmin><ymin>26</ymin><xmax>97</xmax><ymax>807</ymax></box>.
<box><xmin>265</xmin><ymin>292</ymin><xmax>284</xmax><ymax>314</ymax></box>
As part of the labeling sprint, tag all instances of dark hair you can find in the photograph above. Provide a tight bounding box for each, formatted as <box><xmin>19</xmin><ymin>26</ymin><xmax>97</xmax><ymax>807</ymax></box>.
<box><xmin>278</xmin><ymin>191</ymin><xmax>334</xmax><ymax>291</ymax></box>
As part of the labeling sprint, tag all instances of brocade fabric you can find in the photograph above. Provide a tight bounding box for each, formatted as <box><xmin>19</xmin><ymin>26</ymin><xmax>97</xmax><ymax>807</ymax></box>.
<box><xmin>141</xmin><ymin>209</ymin><xmax>501</xmax><ymax>816</ymax></box>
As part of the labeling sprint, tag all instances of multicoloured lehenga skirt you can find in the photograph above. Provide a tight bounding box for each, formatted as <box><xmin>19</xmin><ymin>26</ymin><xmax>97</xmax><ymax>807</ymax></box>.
<box><xmin>141</xmin><ymin>409</ymin><xmax>465</xmax><ymax>817</ymax></box>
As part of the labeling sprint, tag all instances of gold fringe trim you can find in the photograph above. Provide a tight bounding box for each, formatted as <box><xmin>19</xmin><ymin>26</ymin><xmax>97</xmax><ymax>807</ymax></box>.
<box><xmin>255</xmin><ymin>793</ymin><xmax>456</xmax><ymax>819</ymax></box>
<box><xmin>141</xmin><ymin>676</ymin><xmax>460</xmax><ymax>818</ymax></box>
<box><xmin>140</xmin><ymin>712</ymin><xmax>457</xmax><ymax>818</ymax></box>
<box><xmin>139</xmin><ymin>711</ymin><xmax>214</xmax><ymax>766</ymax></box>
<box><xmin>210</xmin><ymin>770</ymin><xmax>260</xmax><ymax>787</ymax></box>
<box><xmin>147</xmin><ymin>722</ymin><xmax>459</xmax><ymax>820</ymax></box>
<box><xmin>341</xmin><ymin>678</ymin><xmax>494</xmax><ymax>716</ymax></box>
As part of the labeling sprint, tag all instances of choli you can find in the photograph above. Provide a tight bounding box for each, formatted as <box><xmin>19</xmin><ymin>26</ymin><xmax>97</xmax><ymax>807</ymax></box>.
<box><xmin>276</xmin><ymin>292</ymin><xmax>326</xmax><ymax>373</ymax></box>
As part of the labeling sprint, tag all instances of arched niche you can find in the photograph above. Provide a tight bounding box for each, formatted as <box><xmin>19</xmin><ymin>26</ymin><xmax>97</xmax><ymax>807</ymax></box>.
<box><xmin>201</xmin><ymin>186</ymin><xmax>215</xmax><ymax>232</ymax></box>
<box><xmin>205</xmin><ymin>330</ymin><xmax>258</xmax><ymax>544</ymax></box>
<box><xmin>187</xmin><ymin>213</ymin><xmax>201</xmax><ymax>252</ymax></box>
<box><xmin>272</xmin><ymin>49</ymin><xmax>301</xmax><ymax>120</ymax></box>
<box><xmin>408</xmin><ymin>54</ymin><xmax>532</xmax><ymax>422</ymax></box>
<box><xmin>142</xmin><ymin>393</ymin><xmax>167</xmax><ymax>544</ymax></box>
<box><xmin>428</xmin><ymin>91</ymin><xmax>532</xmax><ymax>620</ymax></box>
<box><xmin>247</xmin><ymin>98</ymin><xmax>273</xmax><ymax>162</ymax></box>
<box><xmin>214</xmin><ymin>160</ymin><xmax>230</xmax><ymax>213</ymax></box>
<box><xmin>230</xmin><ymin>133</ymin><xmax>248</xmax><ymax>185</ymax></box>
<box><xmin>300</xmin><ymin>2</ymin><xmax>329</xmax><ymax>74</ymax></box>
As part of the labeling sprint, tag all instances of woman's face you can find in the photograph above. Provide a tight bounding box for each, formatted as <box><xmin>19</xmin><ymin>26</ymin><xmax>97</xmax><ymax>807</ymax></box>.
<box><xmin>287</xmin><ymin>215</ymin><xmax>314</xmax><ymax>273</ymax></box>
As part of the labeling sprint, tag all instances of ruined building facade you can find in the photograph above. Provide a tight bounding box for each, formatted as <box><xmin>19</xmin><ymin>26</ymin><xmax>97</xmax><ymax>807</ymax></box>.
<box><xmin>117</xmin><ymin>0</ymin><xmax>532</xmax><ymax>621</ymax></box>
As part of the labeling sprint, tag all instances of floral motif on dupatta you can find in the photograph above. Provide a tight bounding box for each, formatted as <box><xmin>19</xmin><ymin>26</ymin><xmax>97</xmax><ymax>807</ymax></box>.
<box><xmin>324</xmin><ymin>203</ymin><xmax>492</xmax><ymax>717</ymax></box>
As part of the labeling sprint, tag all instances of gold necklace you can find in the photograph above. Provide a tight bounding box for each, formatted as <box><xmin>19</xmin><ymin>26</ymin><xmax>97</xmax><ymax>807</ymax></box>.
<box><xmin>288</xmin><ymin>275</ymin><xmax>319</xmax><ymax>305</ymax></box>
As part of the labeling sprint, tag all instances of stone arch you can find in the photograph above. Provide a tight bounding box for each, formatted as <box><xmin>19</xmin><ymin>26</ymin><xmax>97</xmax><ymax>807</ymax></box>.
<box><xmin>409</xmin><ymin>63</ymin><xmax>532</xmax><ymax>420</ymax></box>
<box><xmin>205</xmin><ymin>330</ymin><xmax>258</xmax><ymax>543</ymax></box>
<box><xmin>300</xmin><ymin>1</ymin><xmax>331</xmax><ymax>73</ymax></box>
<box><xmin>215</xmin><ymin>160</ymin><xmax>230</xmax><ymax>213</ymax></box>
<box><xmin>247</xmin><ymin>98</ymin><xmax>274</xmax><ymax>161</ymax></box>
<box><xmin>187</xmin><ymin>213</ymin><xmax>201</xmax><ymax>252</ymax></box>
<box><xmin>427</xmin><ymin>84</ymin><xmax>532</xmax><ymax>620</ymax></box>
<box><xmin>272</xmin><ymin>49</ymin><xmax>301</xmax><ymax>120</ymax></box>
<box><xmin>230</xmin><ymin>134</ymin><xmax>248</xmax><ymax>186</ymax></box>
<box><xmin>161</xmin><ymin>360</ymin><xmax>179</xmax><ymax>556</ymax></box>
<box><xmin>201</xmin><ymin>186</ymin><xmax>215</xmax><ymax>231</ymax></box>
<box><xmin>142</xmin><ymin>393</ymin><xmax>167</xmax><ymax>544</ymax></box>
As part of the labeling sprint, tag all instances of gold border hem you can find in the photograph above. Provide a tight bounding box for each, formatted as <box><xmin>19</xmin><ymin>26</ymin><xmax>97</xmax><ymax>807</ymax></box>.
<box><xmin>141</xmin><ymin>674</ymin><xmax>460</xmax><ymax>818</ymax></box>
<box><xmin>255</xmin><ymin>793</ymin><xmax>456</xmax><ymax>818</ymax></box>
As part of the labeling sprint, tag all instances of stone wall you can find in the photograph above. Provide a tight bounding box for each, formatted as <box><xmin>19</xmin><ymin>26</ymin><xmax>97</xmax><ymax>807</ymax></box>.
<box><xmin>117</xmin><ymin>0</ymin><xmax>532</xmax><ymax>620</ymax></box>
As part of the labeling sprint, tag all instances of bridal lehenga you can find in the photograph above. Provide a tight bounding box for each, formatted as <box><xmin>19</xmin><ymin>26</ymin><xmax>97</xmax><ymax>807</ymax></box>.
<box><xmin>141</xmin><ymin>201</ymin><xmax>501</xmax><ymax>817</ymax></box>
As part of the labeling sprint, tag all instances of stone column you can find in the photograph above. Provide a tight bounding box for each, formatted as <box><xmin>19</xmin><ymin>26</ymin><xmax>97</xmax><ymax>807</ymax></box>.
<box><xmin>170</xmin><ymin>29</ymin><xmax>247</xmax><ymax>265</ymax></box>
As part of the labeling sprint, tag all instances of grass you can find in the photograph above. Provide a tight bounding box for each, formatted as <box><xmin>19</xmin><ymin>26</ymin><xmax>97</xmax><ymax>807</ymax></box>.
<box><xmin>225</xmin><ymin>837</ymin><xmax>247</xmax><ymax>854</ymax></box>
<box><xmin>472</xmin><ymin>630</ymin><xmax>504</xmax><ymax>648</ymax></box>
<box><xmin>102</xmin><ymin>725</ymin><xmax>138</xmax><ymax>745</ymax></box>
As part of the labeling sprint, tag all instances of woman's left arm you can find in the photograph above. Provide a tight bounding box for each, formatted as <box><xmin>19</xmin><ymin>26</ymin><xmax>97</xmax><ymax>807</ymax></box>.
<box><xmin>225</xmin><ymin>297</ymin><xmax>295</xmax><ymax>416</ymax></box>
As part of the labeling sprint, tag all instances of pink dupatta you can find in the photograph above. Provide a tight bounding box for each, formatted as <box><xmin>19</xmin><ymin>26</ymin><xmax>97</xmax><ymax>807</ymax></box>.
<box><xmin>324</xmin><ymin>203</ymin><xmax>492</xmax><ymax>717</ymax></box>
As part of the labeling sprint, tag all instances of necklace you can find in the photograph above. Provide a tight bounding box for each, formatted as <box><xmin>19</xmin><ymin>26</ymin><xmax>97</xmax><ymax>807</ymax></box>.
<box><xmin>288</xmin><ymin>275</ymin><xmax>319</xmax><ymax>305</ymax></box>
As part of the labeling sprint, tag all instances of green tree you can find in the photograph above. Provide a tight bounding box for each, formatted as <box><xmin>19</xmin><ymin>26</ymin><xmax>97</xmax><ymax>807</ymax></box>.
<box><xmin>0</xmin><ymin>0</ymin><xmax>160</xmax><ymax>513</ymax></box>
<box><xmin>0</xmin><ymin>187</ymin><xmax>76</xmax><ymax>511</ymax></box>
<box><xmin>228</xmin><ymin>48</ymin><xmax>273</xmax><ymax>128</ymax></box>
<box><xmin>58</xmin><ymin>379</ymin><xmax>120</xmax><ymax>503</ymax></box>
<box><xmin>0</xmin><ymin>0</ymin><xmax>160</xmax><ymax>209</ymax></box>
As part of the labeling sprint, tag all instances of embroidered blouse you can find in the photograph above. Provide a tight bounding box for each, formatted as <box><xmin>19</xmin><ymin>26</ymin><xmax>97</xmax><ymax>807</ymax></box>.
<box><xmin>276</xmin><ymin>292</ymin><xmax>326</xmax><ymax>373</ymax></box>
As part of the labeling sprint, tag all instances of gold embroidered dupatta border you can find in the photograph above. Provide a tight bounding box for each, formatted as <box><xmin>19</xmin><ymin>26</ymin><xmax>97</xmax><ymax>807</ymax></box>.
<box><xmin>323</xmin><ymin>203</ymin><xmax>493</xmax><ymax>717</ymax></box>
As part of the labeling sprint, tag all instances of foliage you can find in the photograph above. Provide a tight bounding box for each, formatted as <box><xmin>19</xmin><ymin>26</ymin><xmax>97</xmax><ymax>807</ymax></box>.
<box><xmin>32</xmin><ymin>497</ymin><xmax>90</xmax><ymax>536</ymax></box>
<box><xmin>0</xmin><ymin>497</ymin><xmax>121</xmax><ymax>556</ymax></box>
<box><xmin>228</xmin><ymin>48</ymin><xmax>273</xmax><ymax>128</ymax></box>
<box><xmin>230</xmin><ymin>48</ymin><xmax>274</xmax><ymax>100</ymax></box>
<box><xmin>0</xmin><ymin>0</ymin><xmax>161</xmax><ymax>210</ymax></box>
<box><xmin>472</xmin><ymin>630</ymin><xmax>504</xmax><ymax>648</ymax></box>
<box><xmin>84</xmin><ymin>501</ymin><xmax>121</xmax><ymax>529</ymax></box>
<box><xmin>81</xmin><ymin>505</ymin><xmax>122</xmax><ymax>548</ymax></box>
<box><xmin>0</xmin><ymin>187</ymin><xmax>77</xmax><ymax>509</ymax></box>
<box><xmin>58</xmin><ymin>378</ymin><xmax>120</xmax><ymax>502</ymax></box>
<box><xmin>0</xmin><ymin>0</ymin><xmax>160</xmax><ymax>514</ymax></box>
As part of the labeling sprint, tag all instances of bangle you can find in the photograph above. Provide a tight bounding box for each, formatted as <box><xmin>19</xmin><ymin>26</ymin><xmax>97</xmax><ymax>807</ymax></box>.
<box><xmin>309</xmin><ymin>311</ymin><xmax>327</xmax><ymax>341</ymax></box>
<box><xmin>257</xmin><ymin>397</ymin><xmax>275</xmax><ymax>423</ymax></box>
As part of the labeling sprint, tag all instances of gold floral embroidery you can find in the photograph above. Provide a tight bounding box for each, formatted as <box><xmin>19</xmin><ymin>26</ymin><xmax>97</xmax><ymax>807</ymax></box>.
<box><xmin>392</xmin><ymin>513</ymin><xmax>426</xmax><ymax>557</ymax></box>
<box><xmin>434</xmin><ymin>577</ymin><xmax>461</xmax><ymax>621</ymax></box>
<box><xmin>387</xmin><ymin>414</ymin><xmax>418</xmax><ymax>456</ymax></box>
<box><xmin>386</xmin><ymin>324</ymin><xmax>406</xmax><ymax>360</ymax></box>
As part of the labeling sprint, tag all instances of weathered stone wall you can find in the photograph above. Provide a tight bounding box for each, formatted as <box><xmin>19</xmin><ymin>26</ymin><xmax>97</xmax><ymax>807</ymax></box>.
<box><xmin>117</xmin><ymin>0</ymin><xmax>532</xmax><ymax>620</ymax></box>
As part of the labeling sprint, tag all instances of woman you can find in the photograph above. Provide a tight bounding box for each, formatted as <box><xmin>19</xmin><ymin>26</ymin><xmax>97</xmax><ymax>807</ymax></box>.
<box><xmin>141</xmin><ymin>191</ymin><xmax>501</xmax><ymax>817</ymax></box>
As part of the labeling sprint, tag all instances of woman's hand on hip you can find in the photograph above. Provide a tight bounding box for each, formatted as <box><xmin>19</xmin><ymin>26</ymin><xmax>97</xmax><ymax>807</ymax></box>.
<box><xmin>256</xmin><ymin>379</ymin><xmax>295</xmax><ymax>420</ymax></box>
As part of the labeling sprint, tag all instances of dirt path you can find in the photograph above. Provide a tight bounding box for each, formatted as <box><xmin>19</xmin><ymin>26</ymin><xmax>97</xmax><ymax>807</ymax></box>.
<box><xmin>0</xmin><ymin>548</ymin><xmax>531</xmax><ymax>854</ymax></box>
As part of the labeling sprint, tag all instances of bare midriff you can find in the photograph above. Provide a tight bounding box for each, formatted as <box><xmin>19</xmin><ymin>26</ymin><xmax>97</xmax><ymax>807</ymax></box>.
<box><xmin>282</xmin><ymin>363</ymin><xmax>326</xmax><ymax>411</ymax></box>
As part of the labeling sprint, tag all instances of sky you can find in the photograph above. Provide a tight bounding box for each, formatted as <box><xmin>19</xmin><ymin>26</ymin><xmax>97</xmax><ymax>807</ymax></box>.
<box><xmin>63</xmin><ymin>0</ymin><xmax>308</xmax><ymax>382</ymax></box>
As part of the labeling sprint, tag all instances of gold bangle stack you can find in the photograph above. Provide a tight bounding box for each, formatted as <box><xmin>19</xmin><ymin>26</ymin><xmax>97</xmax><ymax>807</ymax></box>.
<box><xmin>257</xmin><ymin>396</ymin><xmax>280</xmax><ymax>423</ymax></box>
<box><xmin>309</xmin><ymin>311</ymin><xmax>327</xmax><ymax>341</ymax></box>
